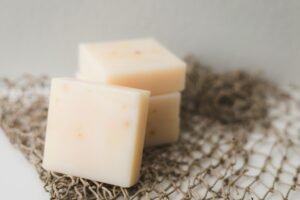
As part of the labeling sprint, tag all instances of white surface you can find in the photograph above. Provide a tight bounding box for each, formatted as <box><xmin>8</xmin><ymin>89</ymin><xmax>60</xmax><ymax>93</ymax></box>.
<box><xmin>0</xmin><ymin>129</ymin><xmax>49</xmax><ymax>200</ymax></box>
<box><xmin>0</xmin><ymin>0</ymin><xmax>299</xmax><ymax>83</ymax></box>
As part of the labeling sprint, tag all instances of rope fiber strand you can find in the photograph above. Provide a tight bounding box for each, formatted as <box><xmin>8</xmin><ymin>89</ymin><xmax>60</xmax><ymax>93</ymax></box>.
<box><xmin>0</xmin><ymin>57</ymin><xmax>300</xmax><ymax>199</ymax></box>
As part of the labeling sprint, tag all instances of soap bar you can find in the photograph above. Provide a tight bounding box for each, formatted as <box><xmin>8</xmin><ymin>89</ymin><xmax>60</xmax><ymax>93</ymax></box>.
<box><xmin>79</xmin><ymin>38</ymin><xmax>186</xmax><ymax>95</ymax></box>
<box><xmin>76</xmin><ymin>72</ymin><xmax>182</xmax><ymax>147</ymax></box>
<box><xmin>145</xmin><ymin>92</ymin><xmax>181</xmax><ymax>146</ymax></box>
<box><xmin>42</xmin><ymin>78</ymin><xmax>150</xmax><ymax>187</ymax></box>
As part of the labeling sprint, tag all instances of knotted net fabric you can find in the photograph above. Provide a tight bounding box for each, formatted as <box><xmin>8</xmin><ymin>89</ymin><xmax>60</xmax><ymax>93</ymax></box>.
<box><xmin>0</xmin><ymin>58</ymin><xmax>300</xmax><ymax>199</ymax></box>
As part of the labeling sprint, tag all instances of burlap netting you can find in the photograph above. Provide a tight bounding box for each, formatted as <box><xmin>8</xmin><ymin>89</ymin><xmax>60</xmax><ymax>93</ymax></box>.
<box><xmin>0</xmin><ymin>57</ymin><xmax>300</xmax><ymax>199</ymax></box>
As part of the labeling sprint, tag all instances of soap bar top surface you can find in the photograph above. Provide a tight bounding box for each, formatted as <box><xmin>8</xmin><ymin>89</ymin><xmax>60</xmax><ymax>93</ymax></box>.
<box><xmin>79</xmin><ymin>38</ymin><xmax>186</xmax><ymax>95</ymax></box>
<box><xmin>43</xmin><ymin>78</ymin><xmax>150</xmax><ymax>187</ymax></box>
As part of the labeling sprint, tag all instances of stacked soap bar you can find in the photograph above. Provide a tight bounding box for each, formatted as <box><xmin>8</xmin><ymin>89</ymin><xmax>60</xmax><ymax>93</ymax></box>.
<box><xmin>43</xmin><ymin>38</ymin><xmax>186</xmax><ymax>188</ymax></box>
<box><xmin>77</xmin><ymin>38</ymin><xmax>186</xmax><ymax>146</ymax></box>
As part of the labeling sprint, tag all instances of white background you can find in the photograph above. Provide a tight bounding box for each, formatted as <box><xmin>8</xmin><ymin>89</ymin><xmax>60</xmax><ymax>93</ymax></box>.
<box><xmin>0</xmin><ymin>0</ymin><xmax>299</xmax><ymax>82</ymax></box>
<box><xmin>0</xmin><ymin>1</ymin><xmax>300</xmax><ymax>199</ymax></box>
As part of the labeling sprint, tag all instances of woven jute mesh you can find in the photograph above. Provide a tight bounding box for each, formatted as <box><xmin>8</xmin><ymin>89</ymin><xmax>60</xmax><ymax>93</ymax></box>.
<box><xmin>1</xmin><ymin>57</ymin><xmax>300</xmax><ymax>199</ymax></box>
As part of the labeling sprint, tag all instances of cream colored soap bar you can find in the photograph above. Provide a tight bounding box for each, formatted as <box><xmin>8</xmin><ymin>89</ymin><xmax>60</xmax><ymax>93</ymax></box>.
<box><xmin>145</xmin><ymin>92</ymin><xmax>181</xmax><ymax>146</ymax></box>
<box><xmin>42</xmin><ymin>78</ymin><xmax>150</xmax><ymax>187</ymax></box>
<box><xmin>79</xmin><ymin>38</ymin><xmax>186</xmax><ymax>95</ymax></box>
<box><xmin>76</xmin><ymin>72</ymin><xmax>182</xmax><ymax>146</ymax></box>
